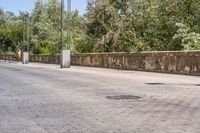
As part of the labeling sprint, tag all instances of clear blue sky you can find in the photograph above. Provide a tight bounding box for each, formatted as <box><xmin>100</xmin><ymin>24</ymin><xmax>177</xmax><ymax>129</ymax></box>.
<box><xmin>0</xmin><ymin>0</ymin><xmax>87</xmax><ymax>15</ymax></box>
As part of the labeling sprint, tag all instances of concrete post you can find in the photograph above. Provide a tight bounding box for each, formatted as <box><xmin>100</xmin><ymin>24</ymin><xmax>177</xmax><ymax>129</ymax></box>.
<box><xmin>61</xmin><ymin>49</ymin><xmax>70</xmax><ymax>68</ymax></box>
<box><xmin>22</xmin><ymin>52</ymin><xmax>29</xmax><ymax>64</ymax></box>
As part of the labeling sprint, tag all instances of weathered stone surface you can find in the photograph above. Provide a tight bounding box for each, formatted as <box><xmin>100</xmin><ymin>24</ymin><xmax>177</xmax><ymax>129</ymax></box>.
<box><xmin>71</xmin><ymin>51</ymin><xmax>200</xmax><ymax>75</ymax></box>
<box><xmin>1</xmin><ymin>51</ymin><xmax>200</xmax><ymax>75</ymax></box>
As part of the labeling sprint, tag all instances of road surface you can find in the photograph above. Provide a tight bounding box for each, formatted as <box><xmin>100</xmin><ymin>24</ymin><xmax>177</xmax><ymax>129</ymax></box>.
<box><xmin>0</xmin><ymin>61</ymin><xmax>200</xmax><ymax>133</ymax></box>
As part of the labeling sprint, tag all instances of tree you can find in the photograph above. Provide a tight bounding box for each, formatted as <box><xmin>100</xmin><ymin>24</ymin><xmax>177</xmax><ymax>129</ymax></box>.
<box><xmin>71</xmin><ymin>10</ymin><xmax>87</xmax><ymax>53</ymax></box>
<box><xmin>0</xmin><ymin>8</ymin><xmax>23</xmax><ymax>53</ymax></box>
<box><xmin>84</xmin><ymin>0</ymin><xmax>121</xmax><ymax>52</ymax></box>
<box><xmin>2</xmin><ymin>0</ymin><xmax>200</xmax><ymax>54</ymax></box>
<box><xmin>31</xmin><ymin>0</ymin><xmax>61</xmax><ymax>54</ymax></box>
<box><xmin>174</xmin><ymin>22</ymin><xmax>200</xmax><ymax>50</ymax></box>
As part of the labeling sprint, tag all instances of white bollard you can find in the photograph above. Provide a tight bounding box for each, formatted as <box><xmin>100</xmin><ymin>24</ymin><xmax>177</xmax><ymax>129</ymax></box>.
<box><xmin>22</xmin><ymin>52</ymin><xmax>29</xmax><ymax>64</ymax></box>
<box><xmin>61</xmin><ymin>49</ymin><xmax>70</xmax><ymax>68</ymax></box>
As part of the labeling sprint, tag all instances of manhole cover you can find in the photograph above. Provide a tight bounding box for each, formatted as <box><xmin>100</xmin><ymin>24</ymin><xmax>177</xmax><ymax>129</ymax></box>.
<box><xmin>106</xmin><ymin>95</ymin><xmax>141</xmax><ymax>100</ymax></box>
<box><xmin>146</xmin><ymin>83</ymin><xmax>164</xmax><ymax>85</ymax></box>
<box><xmin>13</xmin><ymin>69</ymin><xmax>22</xmax><ymax>72</ymax></box>
<box><xmin>7</xmin><ymin>68</ymin><xmax>22</xmax><ymax>72</ymax></box>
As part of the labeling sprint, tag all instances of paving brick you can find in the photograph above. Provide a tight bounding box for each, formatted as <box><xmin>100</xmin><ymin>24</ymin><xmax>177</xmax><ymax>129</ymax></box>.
<box><xmin>0</xmin><ymin>62</ymin><xmax>200</xmax><ymax>133</ymax></box>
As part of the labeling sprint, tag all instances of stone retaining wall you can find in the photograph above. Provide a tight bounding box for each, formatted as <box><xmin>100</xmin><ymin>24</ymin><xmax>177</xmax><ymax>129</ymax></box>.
<box><xmin>0</xmin><ymin>54</ymin><xmax>17</xmax><ymax>61</ymax></box>
<box><xmin>29</xmin><ymin>54</ymin><xmax>60</xmax><ymax>64</ymax></box>
<box><xmin>1</xmin><ymin>51</ymin><xmax>200</xmax><ymax>75</ymax></box>
<box><xmin>71</xmin><ymin>51</ymin><xmax>200</xmax><ymax>75</ymax></box>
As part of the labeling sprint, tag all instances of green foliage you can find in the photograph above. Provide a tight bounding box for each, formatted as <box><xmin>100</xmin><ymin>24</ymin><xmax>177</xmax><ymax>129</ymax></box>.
<box><xmin>83</xmin><ymin>0</ymin><xmax>200</xmax><ymax>52</ymax></box>
<box><xmin>0</xmin><ymin>8</ymin><xmax>24</xmax><ymax>53</ymax></box>
<box><xmin>0</xmin><ymin>0</ymin><xmax>84</xmax><ymax>54</ymax></box>
<box><xmin>71</xmin><ymin>10</ymin><xmax>87</xmax><ymax>53</ymax></box>
<box><xmin>1</xmin><ymin>0</ymin><xmax>200</xmax><ymax>54</ymax></box>
<box><xmin>83</xmin><ymin>0</ymin><xmax>122</xmax><ymax>52</ymax></box>
<box><xmin>174</xmin><ymin>23</ymin><xmax>200</xmax><ymax>50</ymax></box>
<box><xmin>30</xmin><ymin>0</ymin><xmax>84</xmax><ymax>54</ymax></box>
<box><xmin>30</xmin><ymin>0</ymin><xmax>60</xmax><ymax>54</ymax></box>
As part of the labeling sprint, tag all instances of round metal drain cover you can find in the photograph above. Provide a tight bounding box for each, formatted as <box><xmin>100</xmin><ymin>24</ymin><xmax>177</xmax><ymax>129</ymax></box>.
<box><xmin>106</xmin><ymin>95</ymin><xmax>141</xmax><ymax>100</ymax></box>
<box><xmin>11</xmin><ymin>68</ymin><xmax>22</xmax><ymax>72</ymax></box>
<box><xmin>146</xmin><ymin>83</ymin><xmax>164</xmax><ymax>85</ymax></box>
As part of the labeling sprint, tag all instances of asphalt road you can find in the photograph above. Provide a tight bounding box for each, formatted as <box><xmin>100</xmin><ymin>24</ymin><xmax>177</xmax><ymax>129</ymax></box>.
<box><xmin>0</xmin><ymin>61</ymin><xmax>200</xmax><ymax>133</ymax></box>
